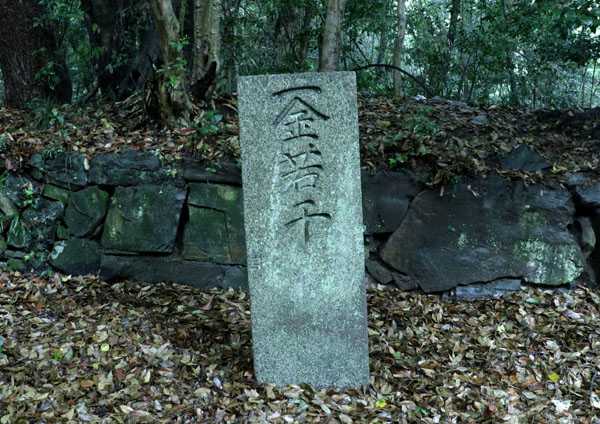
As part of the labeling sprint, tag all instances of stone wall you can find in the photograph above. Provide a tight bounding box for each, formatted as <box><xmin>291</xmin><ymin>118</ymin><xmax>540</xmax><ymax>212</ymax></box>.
<box><xmin>2</xmin><ymin>149</ymin><xmax>598</xmax><ymax>296</ymax></box>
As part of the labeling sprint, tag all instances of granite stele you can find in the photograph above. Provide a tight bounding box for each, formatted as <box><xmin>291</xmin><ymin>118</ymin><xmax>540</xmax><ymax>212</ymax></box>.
<box><xmin>238</xmin><ymin>72</ymin><xmax>369</xmax><ymax>388</ymax></box>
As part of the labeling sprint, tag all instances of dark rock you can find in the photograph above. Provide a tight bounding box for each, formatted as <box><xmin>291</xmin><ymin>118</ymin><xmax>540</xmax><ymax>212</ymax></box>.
<box><xmin>21</xmin><ymin>199</ymin><xmax>64</xmax><ymax>250</ymax></box>
<box><xmin>362</xmin><ymin>170</ymin><xmax>420</xmax><ymax>234</ymax></box>
<box><xmin>573</xmin><ymin>182</ymin><xmax>600</xmax><ymax>209</ymax></box>
<box><xmin>3</xmin><ymin>174</ymin><xmax>41</xmax><ymax>209</ymax></box>
<box><xmin>7</xmin><ymin>217</ymin><xmax>31</xmax><ymax>249</ymax></box>
<box><xmin>500</xmin><ymin>145</ymin><xmax>550</xmax><ymax>172</ymax></box>
<box><xmin>100</xmin><ymin>255</ymin><xmax>247</xmax><ymax>290</ymax></box>
<box><xmin>7</xmin><ymin>258</ymin><xmax>25</xmax><ymax>272</ymax></box>
<box><xmin>30</xmin><ymin>152</ymin><xmax>88</xmax><ymax>189</ymax></box>
<box><xmin>64</xmin><ymin>186</ymin><xmax>109</xmax><ymax>237</ymax></box>
<box><xmin>365</xmin><ymin>258</ymin><xmax>418</xmax><ymax>290</ymax></box>
<box><xmin>101</xmin><ymin>184</ymin><xmax>185</xmax><ymax>253</ymax></box>
<box><xmin>56</xmin><ymin>224</ymin><xmax>69</xmax><ymax>240</ymax></box>
<box><xmin>446</xmin><ymin>279</ymin><xmax>522</xmax><ymax>301</ymax></box>
<box><xmin>0</xmin><ymin>193</ymin><xmax>17</xmax><ymax>217</ymax></box>
<box><xmin>5</xmin><ymin>250</ymin><xmax>24</xmax><ymax>259</ymax></box>
<box><xmin>89</xmin><ymin>150</ymin><xmax>169</xmax><ymax>186</ymax></box>
<box><xmin>183</xmin><ymin>183</ymin><xmax>246</xmax><ymax>264</ymax></box>
<box><xmin>49</xmin><ymin>238</ymin><xmax>101</xmax><ymax>275</ymax></box>
<box><xmin>182</xmin><ymin>160</ymin><xmax>242</xmax><ymax>185</ymax></box>
<box><xmin>381</xmin><ymin>176</ymin><xmax>584</xmax><ymax>293</ymax></box>
<box><xmin>42</xmin><ymin>184</ymin><xmax>70</xmax><ymax>204</ymax></box>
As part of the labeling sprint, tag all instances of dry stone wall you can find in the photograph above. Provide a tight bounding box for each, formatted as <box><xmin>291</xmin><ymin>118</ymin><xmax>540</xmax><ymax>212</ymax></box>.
<box><xmin>1</xmin><ymin>149</ymin><xmax>597</xmax><ymax>297</ymax></box>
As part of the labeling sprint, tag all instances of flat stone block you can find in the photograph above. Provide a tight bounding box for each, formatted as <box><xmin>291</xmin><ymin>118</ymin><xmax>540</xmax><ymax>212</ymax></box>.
<box><xmin>238</xmin><ymin>72</ymin><xmax>369</xmax><ymax>388</ymax></box>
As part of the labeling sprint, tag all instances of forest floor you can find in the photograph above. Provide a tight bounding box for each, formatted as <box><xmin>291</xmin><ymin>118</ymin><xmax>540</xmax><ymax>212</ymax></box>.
<box><xmin>1</xmin><ymin>272</ymin><xmax>600</xmax><ymax>423</ymax></box>
<box><xmin>1</xmin><ymin>95</ymin><xmax>599</xmax><ymax>185</ymax></box>
<box><xmin>1</xmin><ymin>98</ymin><xmax>600</xmax><ymax>422</ymax></box>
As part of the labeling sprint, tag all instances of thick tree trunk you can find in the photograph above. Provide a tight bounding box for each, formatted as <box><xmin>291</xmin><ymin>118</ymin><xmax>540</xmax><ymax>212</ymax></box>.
<box><xmin>151</xmin><ymin>0</ymin><xmax>193</xmax><ymax>126</ymax></box>
<box><xmin>319</xmin><ymin>0</ymin><xmax>348</xmax><ymax>72</ymax></box>
<box><xmin>0</xmin><ymin>0</ymin><xmax>71</xmax><ymax>107</ymax></box>
<box><xmin>191</xmin><ymin>0</ymin><xmax>221</xmax><ymax>100</ymax></box>
<box><xmin>222</xmin><ymin>0</ymin><xmax>241</xmax><ymax>93</ymax></box>
<box><xmin>273</xmin><ymin>1</ymin><xmax>315</xmax><ymax>71</ymax></box>
<box><xmin>83</xmin><ymin>0</ymin><xmax>158</xmax><ymax>100</ymax></box>
<box><xmin>393</xmin><ymin>0</ymin><xmax>407</xmax><ymax>97</ymax></box>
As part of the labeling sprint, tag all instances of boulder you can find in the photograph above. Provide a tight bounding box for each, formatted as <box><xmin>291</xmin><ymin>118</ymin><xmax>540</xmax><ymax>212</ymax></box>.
<box><xmin>182</xmin><ymin>160</ymin><xmax>242</xmax><ymax>185</ymax></box>
<box><xmin>89</xmin><ymin>150</ymin><xmax>167</xmax><ymax>186</ymax></box>
<box><xmin>183</xmin><ymin>183</ymin><xmax>246</xmax><ymax>264</ymax></box>
<box><xmin>42</xmin><ymin>184</ymin><xmax>70</xmax><ymax>204</ymax></box>
<box><xmin>381</xmin><ymin>176</ymin><xmax>584</xmax><ymax>292</ymax></box>
<box><xmin>499</xmin><ymin>145</ymin><xmax>550</xmax><ymax>172</ymax></box>
<box><xmin>2</xmin><ymin>174</ymin><xmax>41</xmax><ymax>209</ymax></box>
<box><xmin>6</xmin><ymin>199</ymin><xmax>63</xmax><ymax>251</ymax></box>
<box><xmin>30</xmin><ymin>152</ymin><xmax>88</xmax><ymax>189</ymax></box>
<box><xmin>100</xmin><ymin>255</ymin><xmax>247</xmax><ymax>290</ymax></box>
<box><xmin>101</xmin><ymin>184</ymin><xmax>185</xmax><ymax>253</ymax></box>
<box><xmin>64</xmin><ymin>186</ymin><xmax>109</xmax><ymax>237</ymax></box>
<box><xmin>573</xmin><ymin>181</ymin><xmax>600</xmax><ymax>209</ymax></box>
<box><xmin>50</xmin><ymin>238</ymin><xmax>101</xmax><ymax>275</ymax></box>
<box><xmin>361</xmin><ymin>170</ymin><xmax>420</xmax><ymax>234</ymax></box>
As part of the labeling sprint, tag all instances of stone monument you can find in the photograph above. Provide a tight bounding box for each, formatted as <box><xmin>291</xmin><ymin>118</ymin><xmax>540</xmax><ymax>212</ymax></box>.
<box><xmin>238</xmin><ymin>71</ymin><xmax>369</xmax><ymax>387</ymax></box>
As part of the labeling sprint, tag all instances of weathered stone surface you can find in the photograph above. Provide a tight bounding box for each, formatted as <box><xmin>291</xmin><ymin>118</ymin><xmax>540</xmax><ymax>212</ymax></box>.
<box><xmin>573</xmin><ymin>181</ymin><xmax>600</xmax><ymax>209</ymax></box>
<box><xmin>42</xmin><ymin>184</ymin><xmax>70</xmax><ymax>204</ymax></box>
<box><xmin>89</xmin><ymin>150</ymin><xmax>167</xmax><ymax>186</ymax></box>
<box><xmin>3</xmin><ymin>174</ymin><xmax>41</xmax><ymax>209</ymax></box>
<box><xmin>6</xmin><ymin>199</ymin><xmax>63</xmax><ymax>250</ymax></box>
<box><xmin>30</xmin><ymin>152</ymin><xmax>88</xmax><ymax>188</ymax></box>
<box><xmin>381</xmin><ymin>176</ymin><xmax>584</xmax><ymax>292</ymax></box>
<box><xmin>182</xmin><ymin>160</ymin><xmax>242</xmax><ymax>185</ymax></box>
<box><xmin>100</xmin><ymin>255</ymin><xmax>247</xmax><ymax>289</ymax></box>
<box><xmin>50</xmin><ymin>238</ymin><xmax>101</xmax><ymax>275</ymax></box>
<box><xmin>238</xmin><ymin>72</ymin><xmax>369</xmax><ymax>387</ymax></box>
<box><xmin>446</xmin><ymin>279</ymin><xmax>522</xmax><ymax>301</ymax></box>
<box><xmin>101</xmin><ymin>184</ymin><xmax>185</xmax><ymax>253</ymax></box>
<box><xmin>362</xmin><ymin>169</ymin><xmax>419</xmax><ymax>234</ymax></box>
<box><xmin>65</xmin><ymin>186</ymin><xmax>109</xmax><ymax>237</ymax></box>
<box><xmin>21</xmin><ymin>199</ymin><xmax>64</xmax><ymax>250</ymax></box>
<box><xmin>183</xmin><ymin>183</ymin><xmax>246</xmax><ymax>264</ymax></box>
<box><xmin>7</xmin><ymin>218</ymin><xmax>30</xmax><ymax>249</ymax></box>
<box><xmin>365</xmin><ymin>258</ymin><xmax>418</xmax><ymax>290</ymax></box>
<box><xmin>500</xmin><ymin>145</ymin><xmax>550</xmax><ymax>172</ymax></box>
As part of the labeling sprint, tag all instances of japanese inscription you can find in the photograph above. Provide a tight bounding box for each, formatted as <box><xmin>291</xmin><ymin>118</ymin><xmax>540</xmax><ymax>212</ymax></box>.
<box><xmin>238</xmin><ymin>72</ymin><xmax>369</xmax><ymax>388</ymax></box>
<box><xmin>273</xmin><ymin>88</ymin><xmax>331</xmax><ymax>245</ymax></box>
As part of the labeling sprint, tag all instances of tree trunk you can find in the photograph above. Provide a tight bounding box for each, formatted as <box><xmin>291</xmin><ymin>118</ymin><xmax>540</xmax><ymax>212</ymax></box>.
<box><xmin>222</xmin><ymin>0</ymin><xmax>241</xmax><ymax>93</ymax></box>
<box><xmin>0</xmin><ymin>0</ymin><xmax>71</xmax><ymax>108</ymax></box>
<box><xmin>191</xmin><ymin>0</ymin><xmax>221</xmax><ymax>101</ymax></box>
<box><xmin>448</xmin><ymin>0</ymin><xmax>461</xmax><ymax>49</ymax></box>
<box><xmin>501</xmin><ymin>0</ymin><xmax>519</xmax><ymax>105</ymax></box>
<box><xmin>393</xmin><ymin>0</ymin><xmax>407</xmax><ymax>97</ymax></box>
<box><xmin>83</xmin><ymin>0</ymin><xmax>159</xmax><ymax>100</ymax></box>
<box><xmin>150</xmin><ymin>0</ymin><xmax>193</xmax><ymax>126</ymax></box>
<box><xmin>319</xmin><ymin>0</ymin><xmax>348</xmax><ymax>72</ymax></box>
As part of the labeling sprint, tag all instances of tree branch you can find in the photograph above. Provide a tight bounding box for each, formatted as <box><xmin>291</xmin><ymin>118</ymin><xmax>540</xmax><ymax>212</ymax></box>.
<box><xmin>352</xmin><ymin>63</ymin><xmax>434</xmax><ymax>97</ymax></box>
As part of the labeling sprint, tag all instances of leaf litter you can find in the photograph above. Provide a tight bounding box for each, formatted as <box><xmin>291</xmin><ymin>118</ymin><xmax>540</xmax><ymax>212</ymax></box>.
<box><xmin>1</xmin><ymin>272</ymin><xmax>600</xmax><ymax>422</ymax></box>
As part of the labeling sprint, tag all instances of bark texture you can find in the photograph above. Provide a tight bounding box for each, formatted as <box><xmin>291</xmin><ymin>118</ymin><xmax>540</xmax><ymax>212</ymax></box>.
<box><xmin>151</xmin><ymin>0</ymin><xmax>193</xmax><ymax>126</ymax></box>
<box><xmin>319</xmin><ymin>0</ymin><xmax>348</xmax><ymax>72</ymax></box>
<box><xmin>393</xmin><ymin>0</ymin><xmax>407</xmax><ymax>97</ymax></box>
<box><xmin>191</xmin><ymin>0</ymin><xmax>221</xmax><ymax>100</ymax></box>
<box><xmin>83</xmin><ymin>0</ymin><xmax>159</xmax><ymax>100</ymax></box>
<box><xmin>0</xmin><ymin>0</ymin><xmax>71</xmax><ymax>107</ymax></box>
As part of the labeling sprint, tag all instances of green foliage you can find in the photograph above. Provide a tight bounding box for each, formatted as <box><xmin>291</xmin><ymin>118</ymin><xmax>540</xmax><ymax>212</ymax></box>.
<box><xmin>193</xmin><ymin>110</ymin><xmax>224</xmax><ymax>136</ymax></box>
<box><xmin>158</xmin><ymin>37</ymin><xmax>190</xmax><ymax>90</ymax></box>
<box><xmin>27</xmin><ymin>98</ymin><xmax>66</xmax><ymax>130</ymax></box>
